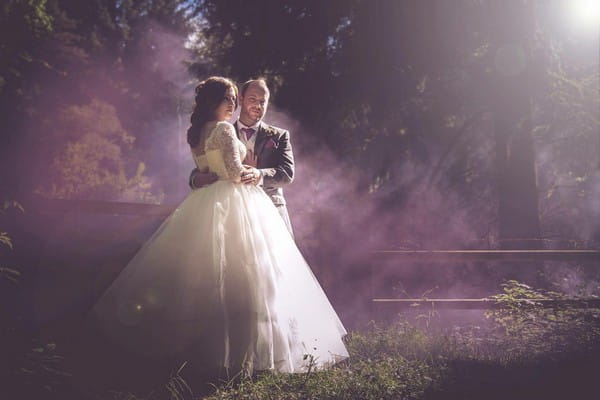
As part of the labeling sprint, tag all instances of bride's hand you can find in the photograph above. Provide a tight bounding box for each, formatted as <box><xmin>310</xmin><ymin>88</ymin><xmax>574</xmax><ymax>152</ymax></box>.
<box><xmin>241</xmin><ymin>166</ymin><xmax>261</xmax><ymax>185</ymax></box>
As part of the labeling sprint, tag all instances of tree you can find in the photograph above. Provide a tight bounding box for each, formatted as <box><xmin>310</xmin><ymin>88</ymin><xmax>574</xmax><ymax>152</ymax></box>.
<box><xmin>37</xmin><ymin>99</ymin><xmax>162</xmax><ymax>201</ymax></box>
<box><xmin>192</xmin><ymin>0</ymin><xmax>598</xmax><ymax>251</ymax></box>
<box><xmin>486</xmin><ymin>0</ymin><xmax>542</xmax><ymax>248</ymax></box>
<box><xmin>1</xmin><ymin>0</ymin><xmax>200</xmax><ymax>202</ymax></box>
<box><xmin>0</xmin><ymin>0</ymin><xmax>54</xmax><ymax>196</ymax></box>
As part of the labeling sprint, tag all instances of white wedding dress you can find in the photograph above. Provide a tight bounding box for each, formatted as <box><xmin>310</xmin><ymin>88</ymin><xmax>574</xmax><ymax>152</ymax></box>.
<box><xmin>92</xmin><ymin>121</ymin><xmax>348</xmax><ymax>373</ymax></box>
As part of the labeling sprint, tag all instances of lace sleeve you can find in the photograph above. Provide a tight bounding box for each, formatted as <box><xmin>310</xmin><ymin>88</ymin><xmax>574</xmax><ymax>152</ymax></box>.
<box><xmin>206</xmin><ymin>122</ymin><xmax>243</xmax><ymax>182</ymax></box>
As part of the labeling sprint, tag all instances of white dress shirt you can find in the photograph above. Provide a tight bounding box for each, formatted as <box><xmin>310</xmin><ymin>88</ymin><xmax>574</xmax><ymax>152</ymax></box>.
<box><xmin>236</xmin><ymin>120</ymin><xmax>261</xmax><ymax>153</ymax></box>
<box><xmin>236</xmin><ymin>120</ymin><xmax>264</xmax><ymax>185</ymax></box>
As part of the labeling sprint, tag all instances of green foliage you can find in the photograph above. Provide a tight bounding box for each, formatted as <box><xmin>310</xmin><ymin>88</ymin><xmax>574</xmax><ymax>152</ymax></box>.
<box><xmin>0</xmin><ymin>278</ymin><xmax>594</xmax><ymax>399</ymax></box>
<box><xmin>0</xmin><ymin>199</ymin><xmax>22</xmax><ymax>283</ymax></box>
<box><xmin>193</xmin><ymin>0</ymin><xmax>599</xmax><ymax>248</ymax></box>
<box><xmin>151</xmin><ymin>362</ymin><xmax>194</xmax><ymax>400</ymax></box>
<box><xmin>536</xmin><ymin>63</ymin><xmax>600</xmax><ymax>242</ymax></box>
<box><xmin>206</xmin><ymin>355</ymin><xmax>437</xmax><ymax>400</ymax></box>
<box><xmin>104</xmin><ymin>362</ymin><xmax>194</xmax><ymax>400</ymax></box>
<box><xmin>346</xmin><ymin>321</ymin><xmax>431</xmax><ymax>362</ymax></box>
<box><xmin>13</xmin><ymin>341</ymin><xmax>70</xmax><ymax>393</ymax></box>
<box><xmin>0</xmin><ymin>198</ymin><xmax>71</xmax><ymax>398</ymax></box>
<box><xmin>1</xmin><ymin>199</ymin><xmax>24</xmax><ymax>214</ymax></box>
<box><xmin>0</xmin><ymin>0</ymin><xmax>53</xmax><ymax>103</ymax></box>
<box><xmin>0</xmin><ymin>266</ymin><xmax>21</xmax><ymax>283</ymax></box>
<box><xmin>0</xmin><ymin>231</ymin><xmax>12</xmax><ymax>250</ymax></box>
<box><xmin>37</xmin><ymin>99</ymin><xmax>164</xmax><ymax>202</ymax></box>
<box><xmin>485</xmin><ymin>280</ymin><xmax>600</xmax><ymax>359</ymax></box>
<box><xmin>1</xmin><ymin>0</ymin><xmax>199</xmax><ymax>201</ymax></box>
<box><xmin>200</xmin><ymin>322</ymin><xmax>463</xmax><ymax>400</ymax></box>
<box><xmin>199</xmin><ymin>282</ymin><xmax>600</xmax><ymax>399</ymax></box>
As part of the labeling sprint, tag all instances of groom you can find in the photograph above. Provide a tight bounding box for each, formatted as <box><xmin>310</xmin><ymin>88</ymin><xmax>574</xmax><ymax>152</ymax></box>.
<box><xmin>189</xmin><ymin>79</ymin><xmax>295</xmax><ymax>235</ymax></box>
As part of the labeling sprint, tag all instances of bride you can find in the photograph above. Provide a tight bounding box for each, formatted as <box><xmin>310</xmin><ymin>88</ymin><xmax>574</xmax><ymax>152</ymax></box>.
<box><xmin>92</xmin><ymin>76</ymin><xmax>348</xmax><ymax>374</ymax></box>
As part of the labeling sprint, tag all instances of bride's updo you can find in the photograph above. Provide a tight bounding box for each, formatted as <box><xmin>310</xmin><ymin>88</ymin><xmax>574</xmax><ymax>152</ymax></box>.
<box><xmin>187</xmin><ymin>76</ymin><xmax>238</xmax><ymax>148</ymax></box>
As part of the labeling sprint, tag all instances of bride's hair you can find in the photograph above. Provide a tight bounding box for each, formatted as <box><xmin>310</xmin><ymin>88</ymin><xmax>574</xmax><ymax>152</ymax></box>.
<box><xmin>187</xmin><ymin>76</ymin><xmax>238</xmax><ymax>148</ymax></box>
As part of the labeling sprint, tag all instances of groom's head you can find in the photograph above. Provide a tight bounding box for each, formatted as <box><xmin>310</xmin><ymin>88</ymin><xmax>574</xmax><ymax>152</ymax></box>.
<box><xmin>239</xmin><ymin>79</ymin><xmax>270</xmax><ymax>126</ymax></box>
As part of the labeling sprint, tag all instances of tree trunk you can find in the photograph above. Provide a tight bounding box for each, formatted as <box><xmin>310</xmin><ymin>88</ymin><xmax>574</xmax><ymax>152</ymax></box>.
<box><xmin>490</xmin><ymin>0</ymin><xmax>542</xmax><ymax>250</ymax></box>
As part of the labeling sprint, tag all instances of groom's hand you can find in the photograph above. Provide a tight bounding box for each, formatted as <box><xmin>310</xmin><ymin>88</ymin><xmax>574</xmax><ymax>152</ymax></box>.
<box><xmin>190</xmin><ymin>169</ymin><xmax>219</xmax><ymax>189</ymax></box>
<box><xmin>241</xmin><ymin>166</ymin><xmax>261</xmax><ymax>185</ymax></box>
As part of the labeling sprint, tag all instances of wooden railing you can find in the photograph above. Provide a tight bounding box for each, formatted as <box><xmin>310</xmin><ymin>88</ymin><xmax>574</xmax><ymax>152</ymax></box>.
<box><xmin>26</xmin><ymin>197</ymin><xmax>176</xmax><ymax>216</ymax></box>
<box><xmin>19</xmin><ymin>198</ymin><xmax>600</xmax><ymax>311</ymax></box>
<box><xmin>371</xmin><ymin>250</ymin><xmax>600</xmax><ymax>310</ymax></box>
<box><xmin>372</xmin><ymin>249</ymin><xmax>600</xmax><ymax>263</ymax></box>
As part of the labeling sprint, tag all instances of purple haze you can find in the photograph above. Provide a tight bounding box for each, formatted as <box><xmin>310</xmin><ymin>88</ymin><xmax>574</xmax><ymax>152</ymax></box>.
<box><xmin>26</xmin><ymin>19</ymin><xmax>599</xmax><ymax>330</ymax></box>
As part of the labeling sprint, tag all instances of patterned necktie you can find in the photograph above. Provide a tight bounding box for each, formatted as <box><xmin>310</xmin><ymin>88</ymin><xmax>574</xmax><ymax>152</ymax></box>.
<box><xmin>241</xmin><ymin>128</ymin><xmax>255</xmax><ymax>140</ymax></box>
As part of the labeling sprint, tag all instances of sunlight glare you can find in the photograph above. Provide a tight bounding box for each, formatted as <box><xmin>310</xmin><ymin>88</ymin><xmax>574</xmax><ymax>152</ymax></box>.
<box><xmin>570</xmin><ymin>0</ymin><xmax>600</xmax><ymax>29</ymax></box>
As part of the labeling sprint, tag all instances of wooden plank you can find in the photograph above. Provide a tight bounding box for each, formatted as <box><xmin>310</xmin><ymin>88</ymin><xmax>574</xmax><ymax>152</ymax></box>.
<box><xmin>24</xmin><ymin>197</ymin><xmax>176</xmax><ymax>217</ymax></box>
<box><xmin>372</xmin><ymin>298</ymin><xmax>600</xmax><ymax>309</ymax></box>
<box><xmin>371</xmin><ymin>250</ymin><xmax>600</xmax><ymax>262</ymax></box>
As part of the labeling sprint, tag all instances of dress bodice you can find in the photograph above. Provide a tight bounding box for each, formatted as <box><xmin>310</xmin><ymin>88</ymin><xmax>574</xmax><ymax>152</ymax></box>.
<box><xmin>192</xmin><ymin>121</ymin><xmax>246</xmax><ymax>182</ymax></box>
<box><xmin>192</xmin><ymin>153</ymin><xmax>209</xmax><ymax>171</ymax></box>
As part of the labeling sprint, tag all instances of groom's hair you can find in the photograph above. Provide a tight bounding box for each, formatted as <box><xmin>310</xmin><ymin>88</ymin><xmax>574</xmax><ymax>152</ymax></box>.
<box><xmin>240</xmin><ymin>79</ymin><xmax>270</xmax><ymax>97</ymax></box>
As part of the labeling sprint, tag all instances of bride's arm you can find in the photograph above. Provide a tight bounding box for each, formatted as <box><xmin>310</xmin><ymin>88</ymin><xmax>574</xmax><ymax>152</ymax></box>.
<box><xmin>212</xmin><ymin>122</ymin><xmax>244</xmax><ymax>183</ymax></box>
<box><xmin>189</xmin><ymin>167</ymin><xmax>219</xmax><ymax>189</ymax></box>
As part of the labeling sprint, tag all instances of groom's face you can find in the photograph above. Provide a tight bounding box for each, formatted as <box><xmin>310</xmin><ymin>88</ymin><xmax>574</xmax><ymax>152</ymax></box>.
<box><xmin>239</xmin><ymin>83</ymin><xmax>269</xmax><ymax>125</ymax></box>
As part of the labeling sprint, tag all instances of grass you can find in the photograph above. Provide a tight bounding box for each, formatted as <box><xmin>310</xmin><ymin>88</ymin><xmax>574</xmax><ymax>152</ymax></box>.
<box><xmin>198</xmin><ymin>281</ymin><xmax>600</xmax><ymax>400</ymax></box>
<box><xmin>3</xmin><ymin>269</ymin><xmax>600</xmax><ymax>399</ymax></box>
<box><xmin>4</xmin><ymin>198</ymin><xmax>600</xmax><ymax>398</ymax></box>
<box><xmin>203</xmin><ymin>323</ymin><xmax>441</xmax><ymax>400</ymax></box>
<box><xmin>199</xmin><ymin>318</ymin><xmax>600</xmax><ymax>400</ymax></box>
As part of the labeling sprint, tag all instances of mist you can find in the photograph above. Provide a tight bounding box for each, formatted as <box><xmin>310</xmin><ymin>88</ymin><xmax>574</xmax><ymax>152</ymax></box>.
<box><xmin>7</xmin><ymin>5</ymin><xmax>598</xmax><ymax>333</ymax></box>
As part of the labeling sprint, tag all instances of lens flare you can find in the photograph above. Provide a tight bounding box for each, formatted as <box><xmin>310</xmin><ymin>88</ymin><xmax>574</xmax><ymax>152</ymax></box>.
<box><xmin>570</xmin><ymin>0</ymin><xmax>600</xmax><ymax>29</ymax></box>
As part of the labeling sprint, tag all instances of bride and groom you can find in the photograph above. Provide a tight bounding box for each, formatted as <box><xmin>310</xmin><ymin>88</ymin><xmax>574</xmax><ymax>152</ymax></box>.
<box><xmin>188</xmin><ymin>78</ymin><xmax>294</xmax><ymax>235</ymax></box>
<box><xmin>92</xmin><ymin>77</ymin><xmax>348</xmax><ymax>374</ymax></box>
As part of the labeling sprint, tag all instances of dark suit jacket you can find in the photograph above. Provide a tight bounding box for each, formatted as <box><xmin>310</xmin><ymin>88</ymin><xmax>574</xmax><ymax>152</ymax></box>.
<box><xmin>234</xmin><ymin>122</ymin><xmax>294</xmax><ymax>206</ymax></box>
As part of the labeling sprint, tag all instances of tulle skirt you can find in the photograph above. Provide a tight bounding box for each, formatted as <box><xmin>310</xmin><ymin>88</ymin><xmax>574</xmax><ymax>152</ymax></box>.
<box><xmin>92</xmin><ymin>180</ymin><xmax>348</xmax><ymax>373</ymax></box>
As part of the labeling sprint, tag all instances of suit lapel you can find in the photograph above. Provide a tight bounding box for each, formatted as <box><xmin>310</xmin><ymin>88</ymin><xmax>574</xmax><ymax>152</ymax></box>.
<box><xmin>254</xmin><ymin>124</ymin><xmax>268</xmax><ymax>158</ymax></box>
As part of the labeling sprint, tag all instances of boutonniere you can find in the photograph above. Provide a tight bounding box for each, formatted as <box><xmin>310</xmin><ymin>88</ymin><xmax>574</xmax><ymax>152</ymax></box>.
<box><xmin>262</xmin><ymin>126</ymin><xmax>277</xmax><ymax>137</ymax></box>
<box><xmin>264</xmin><ymin>137</ymin><xmax>278</xmax><ymax>150</ymax></box>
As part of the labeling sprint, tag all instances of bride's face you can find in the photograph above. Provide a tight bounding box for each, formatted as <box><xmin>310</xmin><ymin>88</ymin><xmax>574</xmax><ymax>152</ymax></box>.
<box><xmin>214</xmin><ymin>86</ymin><xmax>237</xmax><ymax>121</ymax></box>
